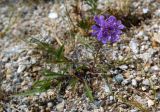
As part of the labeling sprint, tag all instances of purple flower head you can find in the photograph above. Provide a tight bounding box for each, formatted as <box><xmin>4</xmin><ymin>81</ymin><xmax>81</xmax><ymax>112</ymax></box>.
<box><xmin>91</xmin><ymin>15</ymin><xmax>125</xmax><ymax>44</ymax></box>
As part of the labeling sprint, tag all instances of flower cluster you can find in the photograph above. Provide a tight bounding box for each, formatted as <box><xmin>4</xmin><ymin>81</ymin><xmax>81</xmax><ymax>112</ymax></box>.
<box><xmin>91</xmin><ymin>15</ymin><xmax>125</xmax><ymax>44</ymax></box>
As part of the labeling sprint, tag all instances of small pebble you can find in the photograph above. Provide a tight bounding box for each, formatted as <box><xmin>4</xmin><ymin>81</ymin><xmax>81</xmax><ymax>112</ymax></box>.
<box><xmin>109</xmin><ymin>96</ymin><xmax>114</xmax><ymax>101</ymax></box>
<box><xmin>48</xmin><ymin>12</ymin><xmax>58</xmax><ymax>19</ymax></box>
<box><xmin>147</xmin><ymin>99</ymin><xmax>154</xmax><ymax>107</ymax></box>
<box><xmin>142</xmin><ymin>79</ymin><xmax>150</xmax><ymax>86</ymax></box>
<box><xmin>2</xmin><ymin>57</ymin><xmax>9</xmax><ymax>62</ymax></box>
<box><xmin>151</xmin><ymin>65</ymin><xmax>159</xmax><ymax>72</ymax></box>
<box><xmin>156</xmin><ymin>92</ymin><xmax>160</xmax><ymax>101</ymax></box>
<box><xmin>132</xmin><ymin>79</ymin><xmax>137</xmax><ymax>87</ymax></box>
<box><xmin>114</xmin><ymin>74</ymin><xmax>124</xmax><ymax>83</ymax></box>
<box><xmin>129</xmin><ymin>39</ymin><xmax>138</xmax><ymax>54</ymax></box>
<box><xmin>103</xmin><ymin>84</ymin><xmax>112</xmax><ymax>94</ymax></box>
<box><xmin>56</xmin><ymin>100</ymin><xmax>65</xmax><ymax>112</ymax></box>
<box><xmin>142</xmin><ymin>86</ymin><xmax>147</xmax><ymax>91</ymax></box>
<box><xmin>143</xmin><ymin>8</ymin><xmax>149</xmax><ymax>14</ymax></box>
<box><xmin>119</xmin><ymin>65</ymin><xmax>128</xmax><ymax>70</ymax></box>
<box><xmin>17</xmin><ymin>65</ymin><xmax>26</xmax><ymax>73</ymax></box>
<box><xmin>122</xmin><ymin>79</ymin><xmax>130</xmax><ymax>85</ymax></box>
<box><xmin>47</xmin><ymin>102</ymin><xmax>53</xmax><ymax>108</ymax></box>
<box><xmin>130</xmin><ymin>109</ymin><xmax>138</xmax><ymax>112</ymax></box>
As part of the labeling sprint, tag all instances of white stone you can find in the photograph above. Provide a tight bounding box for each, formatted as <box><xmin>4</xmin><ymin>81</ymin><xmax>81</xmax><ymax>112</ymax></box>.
<box><xmin>2</xmin><ymin>57</ymin><xmax>9</xmax><ymax>62</ymax></box>
<box><xmin>147</xmin><ymin>99</ymin><xmax>154</xmax><ymax>107</ymax></box>
<box><xmin>143</xmin><ymin>8</ymin><xmax>149</xmax><ymax>14</ymax></box>
<box><xmin>31</xmin><ymin>58</ymin><xmax>36</xmax><ymax>64</ymax></box>
<box><xmin>143</xmin><ymin>36</ymin><xmax>149</xmax><ymax>41</ymax></box>
<box><xmin>48</xmin><ymin>12</ymin><xmax>58</xmax><ymax>19</ymax></box>
<box><xmin>132</xmin><ymin>79</ymin><xmax>137</xmax><ymax>87</ymax></box>
<box><xmin>17</xmin><ymin>65</ymin><xmax>26</xmax><ymax>73</ymax></box>
<box><xmin>130</xmin><ymin>109</ymin><xmax>138</xmax><ymax>112</ymax></box>
<box><xmin>47</xmin><ymin>102</ymin><xmax>53</xmax><ymax>108</ymax></box>
<box><xmin>153</xmin><ymin>33</ymin><xmax>160</xmax><ymax>44</ymax></box>
<box><xmin>151</xmin><ymin>65</ymin><xmax>159</xmax><ymax>72</ymax></box>
<box><xmin>102</xmin><ymin>84</ymin><xmax>111</xmax><ymax>94</ymax></box>
<box><xmin>119</xmin><ymin>65</ymin><xmax>128</xmax><ymax>70</ymax></box>
<box><xmin>129</xmin><ymin>39</ymin><xmax>138</xmax><ymax>54</ymax></box>
<box><xmin>155</xmin><ymin>9</ymin><xmax>160</xmax><ymax>17</ymax></box>
<box><xmin>136</xmin><ymin>31</ymin><xmax>144</xmax><ymax>37</ymax></box>
<box><xmin>109</xmin><ymin>96</ymin><xmax>114</xmax><ymax>101</ymax></box>
<box><xmin>142</xmin><ymin>86</ymin><xmax>147</xmax><ymax>91</ymax></box>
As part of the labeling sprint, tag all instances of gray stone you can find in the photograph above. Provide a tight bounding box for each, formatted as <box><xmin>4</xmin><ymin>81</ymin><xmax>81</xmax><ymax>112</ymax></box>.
<box><xmin>122</xmin><ymin>79</ymin><xmax>130</xmax><ymax>85</ymax></box>
<box><xmin>156</xmin><ymin>92</ymin><xmax>160</xmax><ymax>101</ymax></box>
<box><xmin>114</xmin><ymin>74</ymin><xmax>124</xmax><ymax>83</ymax></box>
<box><xmin>56</xmin><ymin>100</ymin><xmax>65</xmax><ymax>112</ymax></box>
<box><xmin>142</xmin><ymin>79</ymin><xmax>150</xmax><ymax>86</ymax></box>
<box><xmin>129</xmin><ymin>39</ymin><xmax>138</xmax><ymax>54</ymax></box>
<box><xmin>47</xmin><ymin>102</ymin><xmax>53</xmax><ymax>108</ymax></box>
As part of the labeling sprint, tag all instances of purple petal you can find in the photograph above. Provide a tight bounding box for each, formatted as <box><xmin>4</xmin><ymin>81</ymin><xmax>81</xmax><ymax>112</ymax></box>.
<box><xmin>99</xmin><ymin>15</ymin><xmax>105</xmax><ymax>26</ymax></box>
<box><xmin>106</xmin><ymin>35</ymin><xmax>111</xmax><ymax>42</ymax></box>
<box><xmin>117</xmin><ymin>20</ymin><xmax>125</xmax><ymax>29</ymax></box>
<box><xmin>92</xmin><ymin>31</ymin><xmax>98</xmax><ymax>36</ymax></box>
<box><xmin>115</xmin><ymin>30</ymin><xmax>122</xmax><ymax>35</ymax></box>
<box><xmin>107</xmin><ymin>16</ymin><xmax>116</xmax><ymax>23</ymax></box>
<box><xmin>91</xmin><ymin>25</ymin><xmax>100</xmax><ymax>31</ymax></box>
<box><xmin>117</xmin><ymin>20</ymin><xmax>122</xmax><ymax>25</ymax></box>
<box><xmin>101</xmin><ymin>37</ymin><xmax>107</xmax><ymax>44</ymax></box>
<box><xmin>97</xmin><ymin>30</ymin><xmax>103</xmax><ymax>41</ymax></box>
<box><xmin>111</xmin><ymin>35</ymin><xmax>120</xmax><ymax>43</ymax></box>
<box><xmin>94</xmin><ymin>15</ymin><xmax>105</xmax><ymax>26</ymax></box>
<box><xmin>94</xmin><ymin>16</ymin><xmax>101</xmax><ymax>25</ymax></box>
<box><xmin>118</xmin><ymin>24</ymin><xmax>125</xmax><ymax>29</ymax></box>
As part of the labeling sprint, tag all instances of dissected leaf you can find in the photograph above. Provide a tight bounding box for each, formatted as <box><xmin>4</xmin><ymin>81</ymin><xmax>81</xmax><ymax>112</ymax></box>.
<box><xmin>54</xmin><ymin>45</ymin><xmax>65</xmax><ymax>61</ymax></box>
<box><xmin>13</xmin><ymin>88</ymin><xmax>44</xmax><ymax>97</ymax></box>
<box><xmin>33</xmin><ymin>80</ymin><xmax>51</xmax><ymax>89</ymax></box>
<box><xmin>14</xmin><ymin>80</ymin><xmax>52</xmax><ymax>97</ymax></box>
<box><xmin>118</xmin><ymin>96</ymin><xmax>149</xmax><ymax>112</ymax></box>
<box><xmin>69</xmin><ymin>78</ymin><xmax>78</xmax><ymax>92</ymax></box>
<box><xmin>84</xmin><ymin>80</ymin><xmax>94</xmax><ymax>102</ymax></box>
<box><xmin>42</xmin><ymin>69</ymin><xmax>65</xmax><ymax>79</ymax></box>
<box><xmin>30</xmin><ymin>38</ymin><xmax>54</xmax><ymax>54</ymax></box>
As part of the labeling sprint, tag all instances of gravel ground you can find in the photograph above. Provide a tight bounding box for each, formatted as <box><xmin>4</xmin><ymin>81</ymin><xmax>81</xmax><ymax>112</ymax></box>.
<box><xmin>0</xmin><ymin>0</ymin><xmax>160</xmax><ymax>112</ymax></box>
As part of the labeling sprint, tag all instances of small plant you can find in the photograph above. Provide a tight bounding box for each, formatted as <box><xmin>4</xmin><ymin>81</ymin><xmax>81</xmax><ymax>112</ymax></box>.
<box><xmin>16</xmin><ymin>14</ymin><xmax>125</xmax><ymax>103</ymax></box>
<box><xmin>15</xmin><ymin>0</ymin><xmax>128</xmax><ymax>103</ymax></box>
